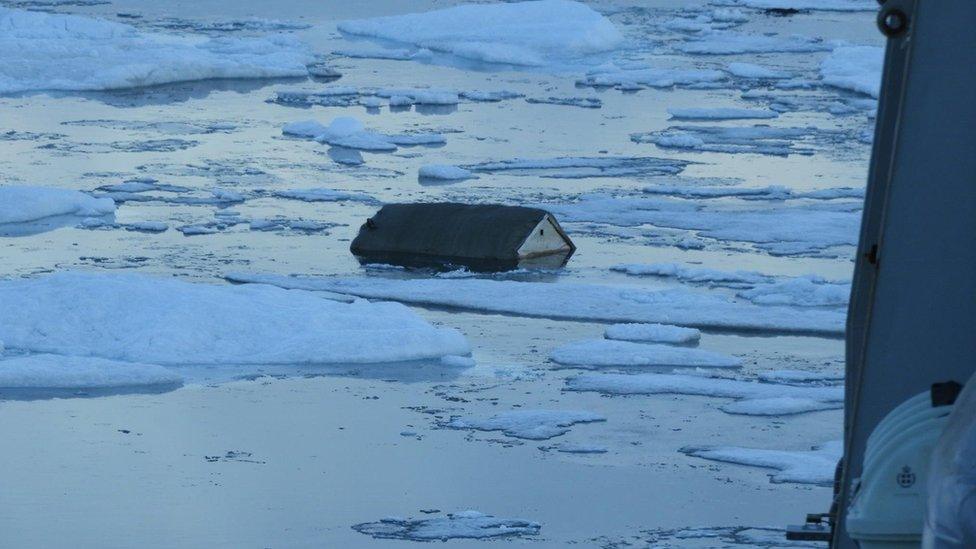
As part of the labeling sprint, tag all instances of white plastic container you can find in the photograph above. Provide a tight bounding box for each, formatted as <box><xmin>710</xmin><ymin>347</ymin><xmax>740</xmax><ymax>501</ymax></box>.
<box><xmin>846</xmin><ymin>390</ymin><xmax>953</xmax><ymax>549</ymax></box>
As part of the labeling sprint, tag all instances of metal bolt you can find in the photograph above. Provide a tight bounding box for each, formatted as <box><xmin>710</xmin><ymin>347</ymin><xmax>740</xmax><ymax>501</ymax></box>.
<box><xmin>878</xmin><ymin>9</ymin><xmax>907</xmax><ymax>37</ymax></box>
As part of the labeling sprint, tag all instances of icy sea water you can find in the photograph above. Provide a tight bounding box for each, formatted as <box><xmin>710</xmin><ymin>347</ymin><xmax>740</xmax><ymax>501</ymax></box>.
<box><xmin>0</xmin><ymin>0</ymin><xmax>880</xmax><ymax>547</ymax></box>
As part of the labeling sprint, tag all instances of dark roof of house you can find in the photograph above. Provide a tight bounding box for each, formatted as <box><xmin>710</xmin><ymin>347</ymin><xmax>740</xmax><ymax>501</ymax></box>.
<box><xmin>350</xmin><ymin>202</ymin><xmax>571</xmax><ymax>262</ymax></box>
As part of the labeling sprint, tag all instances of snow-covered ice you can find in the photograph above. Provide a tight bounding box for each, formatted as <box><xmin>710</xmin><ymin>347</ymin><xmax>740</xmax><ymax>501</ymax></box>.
<box><xmin>282</xmin><ymin>117</ymin><xmax>444</xmax><ymax>152</ymax></box>
<box><xmin>717</xmin><ymin>0</ymin><xmax>876</xmax><ymax>12</ymax></box>
<box><xmin>726</xmin><ymin>62</ymin><xmax>789</xmax><ymax>79</ymax></box>
<box><xmin>758</xmin><ymin>369</ymin><xmax>844</xmax><ymax>383</ymax></box>
<box><xmin>352</xmin><ymin>510</ymin><xmax>541</xmax><ymax>541</ymax></box>
<box><xmin>0</xmin><ymin>185</ymin><xmax>114</xmax><ymax>226</ymax></box>
<box><xmin>668</xmin><ymin>107</ymin><xmax>778</xmax><ymax>120</ymax></box>
<box><xmin>633</xmin><ymin>125</ymin><xmax>825</xmax><ymax>156</ymax></box>
<box><xmin>737</xmin><ymin>275</ymin><xmax>850</xmax><ymax>307</ymax></box>
<box><xmin>0</xmin><ymin>354</ymin><xmax>181</xmax><ymax>389</ymax></box>
<box><xmin>337</xmin><ymin>0</ymin><xmax>624</xmax><ymax>68</ymax></box>
<box><xmin>271</xmin><ymin>188</ymin><xmax>376</xmax><ymax>204</ymax></box>
<box><xmin>0</xmin><ymin>272</ymin><xmax>470</xmax><ymax>365</ymax></box>
<box><xmin>566</xmin><ymin>372</ymin><xmax>843</xmax><ymax>415</ymax></box>
<box><xmin>465</xmin><ymin>156</ymin><xmax>688</xmax><ymax>179</ymax></box>
<box><xmin>720</xmin><ymin>397</ymin><xmax>842</xmax><ymax>416</ymax></box>
<box><xmin>444</xmin><ymin>409</ymin><xmax>605</xmax><ymax>440</ymax></box>
<box><xmin>577</xmin><ymin>65</ymin><xmax>726</xmax><ymax>89</ymax></box>
<box><xmin>550</xmin><ymin>339</ymin><xmax>740</xmax><ymax>369</ymax></box>
<box><xmin>544</xmin><ymin>194</ymin><xmax>860</xmax><ymax>257</ymax></box>
<box><xmin>612</xmin><ymin>263</ymin><xmax>770</xmax><ymax>287</ymax></box>
<box><xmin>677</xmin><ymin>33</ymin><xmax>832</xmax><ymax>55</ymax></box>
<box><xmin>418</xmin><ymin>165</ymin><xmax>476</xmax><ymax>181</ymax></box>
<box><xmin>0</xmin><ymin>7</ymin><xmax>313</xmax><ymax>94</ymax></box>
<box><xmin>526</xmin><ymin>96</ymin><xmax>601</xmax><ymax>108</ymax></box>
<box><xmin>820</xmin><ymin>45</ymin><xmax>884</xmax><ymax>98</ymax></box>
<box><xmin>225</xmin><ymin>273</ymin><xmax>847</xmax><ymax>335</ymax></box>
<box><xmin>681</xmin><ymin>440</ymin><xmax>842</xmax><ymax>485</ymax></box>
<box><xmin>604</xmin><ymin>323</ymin><xmax>701</xmax><ymax>345</ymax></box>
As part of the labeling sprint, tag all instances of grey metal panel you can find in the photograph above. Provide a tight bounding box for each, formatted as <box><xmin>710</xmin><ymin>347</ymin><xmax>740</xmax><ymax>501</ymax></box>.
<box><xmin>837</xmin><ymin>1</ymin><xmax>976</xmax><ymax>547</ymax></box>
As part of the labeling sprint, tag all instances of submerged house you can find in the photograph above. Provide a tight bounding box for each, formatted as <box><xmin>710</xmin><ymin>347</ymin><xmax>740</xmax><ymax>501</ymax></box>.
<box><xmin>350</xmin><ymin>203</ymin><xmax>576</xmax><ymax>271</ymax></box>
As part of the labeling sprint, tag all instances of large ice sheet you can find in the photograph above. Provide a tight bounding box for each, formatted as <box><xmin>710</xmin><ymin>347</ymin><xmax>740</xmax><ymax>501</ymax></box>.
<box><xmin>550</xmin><ymin>339</ymin><xmax>740</xmax><ymax>369</ymax></box>
<box><xmin>0</xmin><ymin>354</ymin><xmax>181</xmax><ymax>389</ymax></box>
<box><xmin>225</xmin><ymin>273</ymin><xmax>846</xmax><ymax>335</ymax></box>
<box><xmin>820</xmin><ymin>45</ymin><xmax>883</xmax><ymax>98</ymax></box>
<box><xmin>0</xmin><ymin>185</ymin><xmax>114</xmax><ymax>225</ymax></box>
<box><xmin>0</xmin><ymin>7</ymin><xmax>313</xmax><ymax>94</ymax></box>
<box><xmin>0</xmin><ymin>273</ymin><xmax>470</xmax><ymax>365</ymax></box>
<box><xmin>681</xmin><ymin>440</ymin><xmax>842</xmax><ymax>485</ymax></box>
<box><xmin>337</xmin><ymin>0</ymin><xmax>624</xmax><ymax>67</ymax></box>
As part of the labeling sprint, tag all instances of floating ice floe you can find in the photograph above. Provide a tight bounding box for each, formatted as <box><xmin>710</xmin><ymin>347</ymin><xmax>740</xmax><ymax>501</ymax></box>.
<box><xmin>0</xmin><ymin>272</ymin><xmax>470</xmax><ymax>365</ymax></box>
<box><xmin>676</xmin><ymin>32</ymin><xmax>833</xmax><ymax>55</ymax></box>
<box><xmin>78</xmin><ymin>219</ymin><xmax>169</xmax><ymax>233</ymax></box>
<box><xmin>715</xmin><ymin>0</ymin><xmax>877</xmax><ymax>12</ymax></box>
<box><xmin>460</xmin><ymin>90</ymin><xmax>524</xmax><ymax>102</ymax></box>
<box><xmin>0</xmin><ymin>7</ymin><xmax>313</xmax><ymax>94</ymax></box>
<box><xmin>352</xmin><ymin>510</ymin><xmax>541</xmax><ymax>541</ymax></box>
<box><xmin>646</xmin><ymin>525</ymin><xmax>819</xmax><ymax>547</ymax></box>
<box><xmin>271</xmin><ymin>187</ymin><xmax>377</xmax><ymax>204</ymax></box>
<box><xmin>725</xmin><ymin>62</ymin><xmax>790</xmax><ymax>79</ymax></box>
<box><xmin>376</xmin><ymin>88</ymin><xmax>459</xmax><ymax>105</ymax></box>
<box><xmin>633</xmin><ymin>125</ymin><xmax>832</xmax><ymax>156</ymax></box>
<box><xmin>737</xmin><ymin>275</ymin><xmax>850</xmax><ymax>307</ymax></box>
<box><xmin>92</xmin><ymin>183</ymin><xmax>244</xmax><ymax>207</ymax></box>
<box><xmin>640</xmin><ymin>184</ymin><xmax>864</xmax><ymax>200</ymax></box>
<box><xmin>577</xmin><ymin>65</ymin><xmax>726</xmax><ymax>90</ymax></box>
<box><xmin>61</xmin><ymin>119</ymin><xmax>238</xmax><ymax>135</ymax></box>
<box><xmin>758</xmin><ymin>369</ymin><xmax>844</xmax><ymax>384</ymax></box>
<box><xmin>820</xmin><ymin>45</ymin><xmax>884</xmax><ymax>98</ymax></box>
<box><xmin>337</xmin><ymin>0</ymin><xmax>624</xmax><ymax>68</ymax></box>
<box><xmin>332</xmin><ymin>45</ymin><xmax>431</xmax><ymax>61</ymax></box>
<box><xmin>443</xmin><ymin>409</ymin><xmax>605</xmax><ymax>440</ymax></box>
<box><xmin>550</xmin><ymin>339</ymin><xmax>740</xmax><ymax>369</ymax></box>
<box><xmin>464</xmin><ymin>156</ymin><xmax>689</xmax><ymax>179</ymax></box>
<box><xmin>526</xmin><ymin>96</ymin><xmax>601</xmax><ymax>108</ymax></box>
<box><xmin>225</xmin><ymin>273</ymin><xmax>847</xmax><ymax>335</ymax></box>
<box><xmin>538</xmin><ymin>442</ymin><xmax>608</xmax><ymax>454</ymax></box>
<box><xmin>0</xmin><ymin>185</ymin><xmax>114</xmax><ymax>226</ymax></box>
<box><xmin>143</xmin><ymin>16</ymin><xmax>311</xmax><ymax>34</ymax></box>
<box><xmin>248</xmin><ymin>218</ymin><xmax>336</xmax><ymax>234</ymax></box>
<box><xmin>612</xmin><ymin>264</ymin><xmax>851</xmax><ymax>307</ymax></box>
<box><xmin>282</xmin><ymin>117</ymin><xmax>446</xmax><ymax>153</ymax></box>
<box><xmin>668</xmin><ymin>107</ymin><xmax>778</xmax><ymax>120</ymax></box>
<box><xmin>612</xmin><ymin>263</ymin><xmax>771</xmax><ymax>286</ymax></box>
<box><xmin>604</xmin><ymin>323</ymin><xmax>701</xmax><ymax>345</ymax></box>
<box><xmin>418</xmin><ymin>165</ymin><xmax>476</xmax><ymax>181</ymax></box>
<box><xmin>566</xmin><ymin>372</ymin><xmax>843</xmax><ymax>415</ymax></box>
<box><xmin>681</xmin><ymin>440</ymin><xmax>842</xmax><ymax>485</ymax></box>
<box><xmin>0</xmin><ymin>354</ymin><xmax>181</xmax><ymax>390</ymax></box>
<box><xmin>273</xmin><ymin>87</ymin><xmax>360</xmax><ymax>107</ymax></box>
<box><xmin>542</xmin><ymin>194</ymin><xmax>860</xmax><ymax>257</ymax></box>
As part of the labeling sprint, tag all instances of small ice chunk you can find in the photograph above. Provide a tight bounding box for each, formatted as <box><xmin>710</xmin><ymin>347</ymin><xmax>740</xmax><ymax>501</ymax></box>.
<box><xmin>681</xmin><ymin>440</ymin><xmax>842</xmax><ymax>485</ymax></box>
<box><xmin>550</xmin><ymin>339</ymin><xmax>740</xmax><ymax>369</ymax></box>
<box><xmin>738</xmin><ymin>275</ymin><xmax>850</xmax><ymax>307</ymax></box>
<box><xmin>282</xmin><ymin>120</ymin><xmax>329</xmax><ymax>138</ymax></box>
<box><xmin>418</xmin><ymin>165</ymin><xmax>475</xmax><ymax>181</ymax></box>
<box><xmin>758</xmin><ymin>369</ymin><xmax>844</xmax><ymax>383</ymax></box>
<box><xmin>440</xmin><ymin>355</ymin><xmax>476</xmax><ymax>368</ymax></box>
<box><xmin>677</xmin><ymin>33</ymin><xmax>831</xmax><ymax>55</ymax></box>
<box><xmin>820</xmin><ymin>45</ymin><xmax>883</xmax><ymax>98</ymax></box>
<box><xmin>668</xmin><ymin>107</ymin><xmax>778</xmax><ymax>120</ymax></box>
<box><xmin>604</xmin><ymin>323</ymin><xmax>701</xmax><ymax>345</ymax></box>
<box><xmin>122</xmin><ymin>221</ymin><xmax>168</xmax><ymax>233</ymax></box>
<box><xmin>444</xmin><ymin>409</ymin><xmax>605</xmax><ymax>440</ymax></box>
<box><xmin>360</xmin><ymin>97</ymin><xmax>383</xmax><ymax>108</ymax></box>
<box><xmin>388</xmin><ymin>95</ymin><xmax>414</xmax><ymax>106</ymax></box>
<box><xmin>611</xmin><ymin>263</ymin><xmax>770</xmax><ymax>286</ymax></box>
<box><xmin>353</xmin><ymin>511</ymin><xmax>541</xmax><ymax>541</ymax></box>
<box><xmin>460</xmin><ymin>90</ymin><xmax>523</xmax><ymax>102</ymax></box>
<box><xmin>539</xmin><ymin>443</ymin><xmax>608</xmax><ymax>454</ymax></box>
<box><xmin>726</xmin><ymin>62</ymin><xmax>789</xmax><ymax>79</ymax></box>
